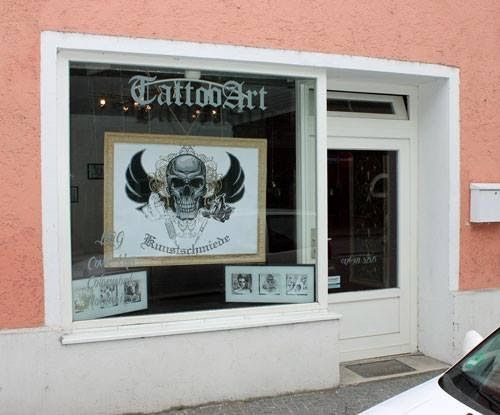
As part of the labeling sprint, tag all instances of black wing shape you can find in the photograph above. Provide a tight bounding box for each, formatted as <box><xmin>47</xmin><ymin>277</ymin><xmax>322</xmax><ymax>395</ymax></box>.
<box><xmin>219</xmin><ymin>152</ymin><xmax>245</xmax><ymax>203</ymax></box>
<box><xmin>125</xmin><ymin>150</ymin><xmax>152</xmax><ymax>206</ymax></box>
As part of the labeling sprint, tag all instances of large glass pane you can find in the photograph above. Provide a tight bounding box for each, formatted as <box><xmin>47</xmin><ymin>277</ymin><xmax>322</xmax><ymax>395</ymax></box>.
<box><xmin>69</xmin><ymin>63</ymin><xmax>317</xmax><ymax>320</ymax></box>
<box><xmin>327</xmin><ymin>150</ymin><xmax>397</xmax><ymax>292</ymax></box>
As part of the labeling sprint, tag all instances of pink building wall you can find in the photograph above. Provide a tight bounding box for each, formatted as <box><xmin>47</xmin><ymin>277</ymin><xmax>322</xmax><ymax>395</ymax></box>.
<box><xmin>0</xmin><ymin>0</ymin><xmax>499</xmax><ymax>328</ymax></box>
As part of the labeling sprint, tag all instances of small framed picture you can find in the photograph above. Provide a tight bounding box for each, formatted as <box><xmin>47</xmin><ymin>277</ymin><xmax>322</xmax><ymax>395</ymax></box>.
<box><xmin>231</xmin><ymin>273</ymin><xmax>253</xmax><ymax>295</ymax></box>
<box><xmin>70</xmin><ymin>186</ymin><xmax>79</xmax><ymax>203</ymax></box>
<box><xmin>72</xmin><ymin>269</ymin><xmax>148</xmax><ymax>320</ymax></box>
<box><xmin>259</xmin><ymin>273</ymin><xmax>281</xmax><ymax>295</ymax></box>
<box><xmin>286</xmin><ymin>273</ymin><xmax>310</xmax><ymax>295</ymax></box>
<box><xmin>87</xmin><ymin>163</ymin><xmax>104</xmax><ymax>180</ymax></box>
<box><xmin>225</xmin><ymin>265</ymin><xmax>314</xmax><ymax>303</ymax></box>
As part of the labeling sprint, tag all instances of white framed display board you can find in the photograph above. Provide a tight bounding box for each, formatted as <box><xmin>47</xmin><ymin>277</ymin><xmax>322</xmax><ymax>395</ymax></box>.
<box><xmin>225</xmin><ymin>265</ymin><xmax>315</xmax><ymax>303</ymax></box>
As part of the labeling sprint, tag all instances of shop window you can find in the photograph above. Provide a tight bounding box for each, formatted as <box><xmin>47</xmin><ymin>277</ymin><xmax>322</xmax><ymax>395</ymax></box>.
<box><xmin>69</xmin><ymin>63</ymin><xmax>317</xmax><ymax>321</ymax></box>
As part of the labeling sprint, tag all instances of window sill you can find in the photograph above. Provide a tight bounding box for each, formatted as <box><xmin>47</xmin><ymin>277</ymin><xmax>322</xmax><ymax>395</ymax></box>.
<box><xmin>61</xmin><ymin>309</ymin><xmax>341</xmax><ymax>345</ymax></box>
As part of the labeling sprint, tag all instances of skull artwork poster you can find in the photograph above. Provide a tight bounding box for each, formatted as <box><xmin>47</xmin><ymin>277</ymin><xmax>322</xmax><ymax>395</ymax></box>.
<box><xmin>104</xmin><ymin>133</ymin><xmax>267</xmax><ymax>267</ymax></box>
<box><xmin>126</xmin><ymin>145</ymin><xmax>244</xmax><ymax>234</ymax></box>
<box><xmin>165</xmin><ymin>153</ymin><xmax>208</xmax><ymax>221</ymax></box>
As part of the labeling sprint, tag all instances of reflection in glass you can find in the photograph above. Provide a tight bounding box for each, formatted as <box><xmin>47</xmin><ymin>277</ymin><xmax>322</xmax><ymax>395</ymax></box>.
<box><xmin>69</xmin><ymin>63</ymin><xmax>316</xmax><ymax>320</ymax></box>
<box><xmin>327</xmin><ymin>150</ymin><xmax>397</xmax><ymax>292</ymax></box>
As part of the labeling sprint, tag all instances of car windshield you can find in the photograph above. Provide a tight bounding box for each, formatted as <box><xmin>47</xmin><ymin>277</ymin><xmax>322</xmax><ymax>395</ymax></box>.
<box><xmin>439</xmin><ymin>328</ymin><xmax>500</xmax><ymax>415</ymax></box>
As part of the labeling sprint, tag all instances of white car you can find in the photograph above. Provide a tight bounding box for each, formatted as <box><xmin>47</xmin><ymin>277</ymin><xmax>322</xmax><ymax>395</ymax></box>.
<box><xmin>360</xmin><ymin>328</ymin><xmax>500</xmax><ymax>414</ymax></box>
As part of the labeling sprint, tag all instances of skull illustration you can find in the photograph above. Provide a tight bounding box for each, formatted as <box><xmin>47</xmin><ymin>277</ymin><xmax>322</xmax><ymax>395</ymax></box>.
<box><xmin>166</xmin><ymin>154</ymin><xmax>207</xmax><ymax>220</ymax></box>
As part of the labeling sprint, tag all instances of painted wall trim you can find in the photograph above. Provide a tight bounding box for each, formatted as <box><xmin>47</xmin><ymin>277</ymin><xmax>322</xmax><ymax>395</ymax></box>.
<box><xmin>448</xmin><ymin>70</ymin><xmax>461</xmax><ymax>292</ymax></box>
<box><xmin>416</xmin><ymin>77</ymin><xmax>461</xmax><ymax>363</ymax></box>
<box><xmin>42</xmin><ymin>31</ymin><xmax>458</xmax><ymax>79</ymax></box>
<box><xmin>41</xmin><ymin>31</ymin><xmax>61</xmax><ymax>328</ymax></box>
<box><xmin>62</xmin><ymin>309</ymin><xmax>341</xmax><ymax>345</ymax></box>
<box><xmin>0</xmin><ymin>320</ymin><xmax>341</xmax><ymax>414</ymax></box>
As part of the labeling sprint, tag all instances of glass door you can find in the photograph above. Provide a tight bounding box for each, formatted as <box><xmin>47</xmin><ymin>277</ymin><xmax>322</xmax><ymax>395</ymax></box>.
<box><xmin>326</xmin><ymin>133</ymin><xmax>413</xmax><ymax>362</ymax></box>
<box><xmin>327</xmin><ymin>149</ymin><xmax>398</xmax><ymax>292</ymax></box>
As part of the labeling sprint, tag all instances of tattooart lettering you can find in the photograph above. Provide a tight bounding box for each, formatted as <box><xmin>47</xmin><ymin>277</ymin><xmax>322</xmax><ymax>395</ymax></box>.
<box><xmin>129</xmin><ymin>76</ymin><xmax>267</xmax><ymax>112</ymax></box>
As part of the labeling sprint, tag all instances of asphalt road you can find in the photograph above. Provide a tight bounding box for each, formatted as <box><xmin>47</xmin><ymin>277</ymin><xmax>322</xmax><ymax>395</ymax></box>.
<box><xmin>156</xmin><ymin>370</ymin><xmax>443</xmax><ymax>415</ymax></box>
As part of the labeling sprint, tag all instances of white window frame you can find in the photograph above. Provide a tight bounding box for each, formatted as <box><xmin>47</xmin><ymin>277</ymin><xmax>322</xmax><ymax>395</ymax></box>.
<box><xmin>41</xmin><ymin>32</ymin><xmax>460</xmax><ymax>349</ymax></box>
<box><xmin>41</xmin><ymin>32</ymin><xmax>333</xmax><ymax>343</ymax></box>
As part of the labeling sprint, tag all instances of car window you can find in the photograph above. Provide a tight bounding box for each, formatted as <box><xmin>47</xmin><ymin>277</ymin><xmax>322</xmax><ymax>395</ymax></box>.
<box><xmin>439</xmin><ymin>328</ymin><xmax>500</xmax><ymax>415</ymax></box>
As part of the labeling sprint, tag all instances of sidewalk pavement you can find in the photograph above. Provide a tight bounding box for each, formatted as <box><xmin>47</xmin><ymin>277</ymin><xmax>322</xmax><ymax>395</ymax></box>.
<box><xmin>155</xmin><ymin>369</ymin><xmax>443</xmax><ymax>415</ymax></box>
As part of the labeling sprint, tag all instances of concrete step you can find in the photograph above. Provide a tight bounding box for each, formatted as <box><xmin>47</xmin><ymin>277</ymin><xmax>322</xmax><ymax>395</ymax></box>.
<box><xmin>340</xmin><ymin>353</ymin><xmax>450</xmax><ymax>386</ymax></box>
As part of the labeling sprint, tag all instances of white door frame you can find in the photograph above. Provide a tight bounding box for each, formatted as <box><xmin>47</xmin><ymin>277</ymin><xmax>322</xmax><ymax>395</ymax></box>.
<box><xmin>326</xmin><ymin>83</ymin><xmax>418</xmax><ymax>361</ymax></box>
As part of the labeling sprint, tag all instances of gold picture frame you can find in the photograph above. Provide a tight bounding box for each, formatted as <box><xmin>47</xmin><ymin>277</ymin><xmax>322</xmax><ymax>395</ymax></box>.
<box><xmin>104</xmin><ymin>132</ymin><xmax>267</xmax><ymax>267</ymax></box>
